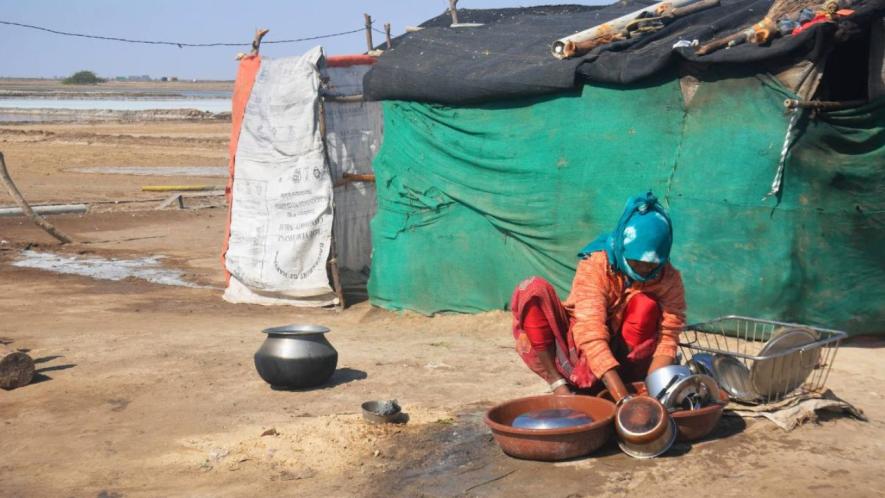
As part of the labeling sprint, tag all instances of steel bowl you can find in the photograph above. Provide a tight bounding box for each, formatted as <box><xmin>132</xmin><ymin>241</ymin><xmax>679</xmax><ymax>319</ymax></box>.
<box><xmin>598</xmin><ymin>382</ymin><xmax>727</xmax><ymax>442</ymax></box>
<box><xmin>615</xmin><ymin>395</ymin><xmax>677</xmax><ymax>459</ymax></box>
<box><xmin>361</xmin><ymin>400</ymin><xmax>405</xmax><ymax>424</ymax></box>
<box><xmin>254</xmin><ymin>324</ymin><xmax>338</xmax><ymax>389</ymax></box>
<box><xmin>645</xmin><ymin>364</ymin><xmax>693</xmax><ymax>400</ymax></box>
<box><xmin>618</xmin><ymin>416</ymin><xmax>677</xmax><ymax>459</ymax></box>
<box><xmin>485</xmin><ymin>395</ymin><xmax>616</xmax><ymax>461</ymax></box>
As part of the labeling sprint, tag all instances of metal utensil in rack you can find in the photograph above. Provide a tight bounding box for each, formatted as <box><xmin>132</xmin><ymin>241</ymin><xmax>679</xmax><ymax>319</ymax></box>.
<box><xmin>678</xmin><ymin>316</ymin><xmax>846</xmax><ymax>404</ymax></box>
<box><xmin>751</xmin><ymin>328</ymin><xmax>820</xmax><ymax>399</ymax></box>
<box><xmin>687</xmin><ymin>352</ymin><xmax>715</xmax><ymax>377</ymax></box>
<box><xmin>711</xmin><ymin>354</ymin><xmax>757</xmax><ymax>403</ymax></box>
<box><xmin>659</xmin><ymin>374</ymin><xmax>719</xmax><ymax>411</ymax></box>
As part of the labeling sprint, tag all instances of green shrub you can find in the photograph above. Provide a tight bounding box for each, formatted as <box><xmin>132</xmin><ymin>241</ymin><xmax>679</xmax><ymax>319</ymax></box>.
<box><xmin>62</xmin><ymin>71</ymin><xmax>105</xmax><ymax>85</ymax></box>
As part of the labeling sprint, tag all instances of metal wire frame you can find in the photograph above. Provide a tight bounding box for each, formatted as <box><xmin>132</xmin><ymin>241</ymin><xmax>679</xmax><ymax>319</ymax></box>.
<box><xmin>678</xmin><ymin>315</ymin><xmax>846</xmax><ymax>404</ymax></box>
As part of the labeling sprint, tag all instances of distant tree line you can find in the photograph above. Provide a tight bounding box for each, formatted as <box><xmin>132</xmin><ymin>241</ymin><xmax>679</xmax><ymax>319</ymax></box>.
<box><xmin>62</xmin><ymin>70</ymin><xmax>105</xmax><ymax>85</ymax></box>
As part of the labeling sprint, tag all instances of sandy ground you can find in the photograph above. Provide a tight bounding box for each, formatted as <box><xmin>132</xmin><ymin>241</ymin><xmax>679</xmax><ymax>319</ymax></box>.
<box><xmin>1</xmin><ymin>120</ymin><xmax>884</xmax><ymax>498</ymax></box>
<box><xmin>0</xmin><ymin>120</ymin><xmax>229</xmax><ymax>204</ymax></box>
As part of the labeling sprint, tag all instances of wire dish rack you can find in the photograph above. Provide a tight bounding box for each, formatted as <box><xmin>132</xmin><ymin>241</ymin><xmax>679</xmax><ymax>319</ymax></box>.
<box><xmin>678</xmin><ymin>316</ymin><xmax>846</xmax><ymax>405</ymax></box>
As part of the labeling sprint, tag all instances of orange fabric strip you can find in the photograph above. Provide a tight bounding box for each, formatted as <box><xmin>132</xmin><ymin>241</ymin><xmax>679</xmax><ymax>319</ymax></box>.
<box><xmin>222</xmin><ymin>55</ymin><xmax>262</xmax><ymax>282</ymax></box>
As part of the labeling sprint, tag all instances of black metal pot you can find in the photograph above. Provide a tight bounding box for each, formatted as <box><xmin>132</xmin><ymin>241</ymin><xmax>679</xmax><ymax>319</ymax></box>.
<box><xmin>254</xmin><ymin>324</ymin><xmax>338</xmax><ymax>389</ymax></box>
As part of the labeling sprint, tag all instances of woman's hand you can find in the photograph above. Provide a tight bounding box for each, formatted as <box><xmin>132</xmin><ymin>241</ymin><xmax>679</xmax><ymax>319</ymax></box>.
<box><xmin>602</xmin><ymin>369</ymin><xmax>629</xmax><ymax>402</ymax></box>
<box><xmin>552</xmin><ymin>383</ymin><xmax>572</xmax><ymax>395</ymax></box>
<box><xmin>648</xmin><ymin>355</ymin><xmax>675</xmax><ymax>374</ymax></box>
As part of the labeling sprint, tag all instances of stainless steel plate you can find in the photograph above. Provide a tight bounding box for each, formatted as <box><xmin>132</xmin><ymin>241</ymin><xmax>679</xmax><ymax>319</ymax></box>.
<box><xmin>750</xmin><ymin>328</ymin><xmax>819</xmax><ymax>399</ymax></box>
<box><xmin>511</xmin><ymin>408</ymin><xmax>593</xmax><ymax>430</ymax></box>
<box><xmin>712</xmin><ymin>354</ymin><xmax>758</xmax><ymax>403</ymax></box>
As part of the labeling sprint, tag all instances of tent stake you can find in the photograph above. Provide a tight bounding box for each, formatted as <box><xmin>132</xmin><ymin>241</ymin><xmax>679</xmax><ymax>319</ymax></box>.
<box><xmin>0</xmin><ymin>152</ymin><xmax>73</xmax><ymax>244</ymax></box>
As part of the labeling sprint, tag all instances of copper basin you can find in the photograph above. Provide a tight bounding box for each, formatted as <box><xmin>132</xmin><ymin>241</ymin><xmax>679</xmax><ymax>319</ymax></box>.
<box><xmin>598</xmin><ymin>382</ymin><xmax>727</xmax><ymax>442</ymax></box>
<box><xmin>484</xmin><ymin>394</ymin><xmax>616</xmax><ymax>461</ymax></box>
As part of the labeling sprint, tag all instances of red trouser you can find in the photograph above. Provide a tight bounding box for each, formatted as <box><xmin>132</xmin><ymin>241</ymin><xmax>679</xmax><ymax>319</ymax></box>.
<box><xmin>511</xmin><ymin>276</ymin><xmax>661</xmax><ymax>390</ymax></box>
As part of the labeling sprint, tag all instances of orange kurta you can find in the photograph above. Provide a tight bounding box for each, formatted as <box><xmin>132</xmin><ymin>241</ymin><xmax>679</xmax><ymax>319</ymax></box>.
<box><xmin>563</xmin><ymin>251</ymin><xmax>686</xmax><ymax>378</ymax></box>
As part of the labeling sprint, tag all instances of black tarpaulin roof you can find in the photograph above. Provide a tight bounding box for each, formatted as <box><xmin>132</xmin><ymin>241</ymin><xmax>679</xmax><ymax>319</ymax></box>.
<box><xmin>363</xmin><ymin>0</ymin><xmax>885</xmax><ymax>103</ymax></box>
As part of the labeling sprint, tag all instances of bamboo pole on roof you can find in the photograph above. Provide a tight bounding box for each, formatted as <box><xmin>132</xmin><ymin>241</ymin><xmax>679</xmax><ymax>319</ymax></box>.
<box><xmin>449</xmin><ymin>0</ymin><xmax>460</xmax><ymax>25</ymax></box>
<box><xmin>552</xmin><ymin>0</ymin><xmax>701</xmax><ymax>59</ymax></box>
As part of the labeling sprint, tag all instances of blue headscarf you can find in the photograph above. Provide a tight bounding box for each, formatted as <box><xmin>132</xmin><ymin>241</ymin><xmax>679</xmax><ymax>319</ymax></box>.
<box><xmin>578</xmin><ymin>191</ymin><xmax>673</xmax><ymax>284</ymax></box>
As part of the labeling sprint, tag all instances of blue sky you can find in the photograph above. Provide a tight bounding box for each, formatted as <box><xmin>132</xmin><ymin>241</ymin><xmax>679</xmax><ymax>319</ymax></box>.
<box><xmin>0</xmin><ymin>0</ymin><xmax>606</xmax><ymax>80</ymax></box>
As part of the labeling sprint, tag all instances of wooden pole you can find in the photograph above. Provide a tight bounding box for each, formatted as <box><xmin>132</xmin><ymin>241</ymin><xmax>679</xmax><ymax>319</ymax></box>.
<box><xmin>317</xmin><ymin>96</ymin><xmax>346</xmax><ymax>310</ymax></box>
<box><xmin>449</xmin><ymin>0</ymin><xmax>460</xmax><ymax>25</ymax></box>
<box><xmin>0</xmin><ymin>152</ymin><xmax>73</xmax><ymax>244</ymax></box>
<box><xmin>236</xmin><ymin>28</ymin><xmax>269</xmax><ymax>60</ymax></box>
<box><xmin>364</xmin><ymin>14</ymin><xmax>374</xmax><ymax>52</ymax></box>
<box><xmin>333</xmin><ymin>173</ymin><xmax>376</xmax><ymax>188</ymax></box>
<box><xmin>251</xmin><ymin>28</ymin><xmax>270</xmax><ymax>56</ymax></box>
<box><xmin>321</xmin><ymin>94</ymin><xmax>364</xmax><ymax>103</ymax></box>
<box><xmin>384</xmin><ymin>23</ymin><xmax>392</xmax><ymax>49</ymax></box>
<box><xmin>552</xmin><ymin>0</ymin><xmax>697</xmax><ymax>59</ymax></box>
<box><xmin>0</xmin><ymin>345</ymin><xmax>35</xmax><ymax>390</ymax></box>
<box><xmin>784</xmin><ymin>99</ymin><xmax>867</xmax><ymax>111</ymax></box>
<box><xmin>327</xmin><ymin>218</ymin><xmax>346</xmax><ymax>310</ymax></box>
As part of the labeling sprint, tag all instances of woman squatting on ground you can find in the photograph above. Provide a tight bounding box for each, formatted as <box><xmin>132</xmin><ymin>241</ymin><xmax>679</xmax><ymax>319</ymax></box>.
<box><xmin>511</xmin><ymin>191</ymin><xmax>686</xmax><ymax>402</ymax></box>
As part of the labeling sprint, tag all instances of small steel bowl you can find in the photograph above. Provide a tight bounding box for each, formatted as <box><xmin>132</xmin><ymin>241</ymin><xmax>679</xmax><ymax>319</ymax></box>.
<box><xmin>615</xmin><ymin>396</ymin><xmax>667</xmax><ymax>442</ymax></box>
<box><xmin>618</xmin><ymin>414</ymin><xmax>677</xmax><ymax>459</ymax></box>
<box><xmin>361</xmin><ymin>400</ymin><xmax>405</xmax><ymax>424</ymax></box>
<box><xmin>615</xmin><ymin>395</ymin><xmax>677</xmax><ymax>459</ymax></box>
<box><xmin>599</xmin><ymin>382</ymin><xmax>726</xmax><ymax>442</ymax></box>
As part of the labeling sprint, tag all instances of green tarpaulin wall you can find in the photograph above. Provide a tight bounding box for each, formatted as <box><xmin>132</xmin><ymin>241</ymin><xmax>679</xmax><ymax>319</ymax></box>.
<box><xmin>368</xmin><ymin>71</ymin><xmax>885</xmax><ymax>335</ymax></box>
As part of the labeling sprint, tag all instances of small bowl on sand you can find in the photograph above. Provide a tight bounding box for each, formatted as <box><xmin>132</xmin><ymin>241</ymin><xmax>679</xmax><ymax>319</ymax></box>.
<box><xmin>361</xmin><ymin>400</ymin><xmax>407</xmax><ymax>424</ymax></box>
